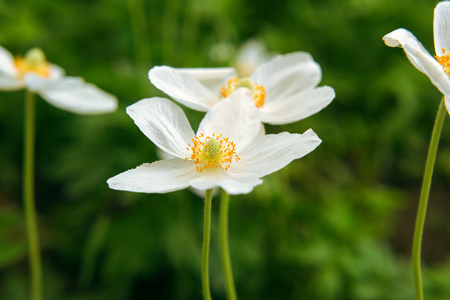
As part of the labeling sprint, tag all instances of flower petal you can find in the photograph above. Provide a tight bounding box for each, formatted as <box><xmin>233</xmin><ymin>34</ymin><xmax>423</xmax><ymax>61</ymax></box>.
<box><xmin>127</xmin><ymin>97</ymin><xmax>195</xmax><ymax>159</ymax></box>
<box><xmin>231</xmin><ymin>129</ymin><xmax>321</xmax><ymax>177</ymax></box>
<box><xmin>48</xmin><ymin>64</ymin><xmax>65</xmax><ymax>80</ymax></box>
<box><xmin>107</xmin><ymin>159</ymin><xmax>198</xmax><ymax>193</ymax></box>
<box><xmin>445</xmin><ymin>95</ymin><xmax>450</xmax><ymax>115</ymax></box>
<box><xmin>434</xmin><ymin>1</ymin><xmax>450</xmax><ymax>55</ymax></box>
<box><xmin>18</xmin><ymin>64</ymin><xmax>65</xmax><ymax>92</ymax></box>
<box><xmin>189</xmin><ymin>168</ymin><xmax>262</xmax><ymax>195</ymax></box>
<box><xmin>33</xmin><ymin>76</ymin><xmax>117</xmax><ymax>114</ymax></box>
<box><xmin>259</xmin><ymin>86</ymin><xmax>335</xmax><ymax>125</ymax></box>
<box><xmin>0</xmin><ymin>75</ymin><xmax>24</xmax><ymax>90</ymax></box>
<box><xmin>197</xmin><ymin>88</ymin><xmax>261</xmax><ymax>151</ymax></box>
<box><xmin>216</xmin><ymin>176</ymin><xmax>263</xmax><ymax>195</ymax></box>
<box><xmin>149</xmin><ymin>66</ymin><xmax>218</xmax><ymax>111</ymax></box>
<box><xmin>251</xmin><ymin>52</ymin><xmax>322</xmax><ymax>102</ymax></box>
<box><xmin>383</xmin><ymin>28</ymin><xmax>432</xmax><ymax>69</ymax></box>
<box><xmin>0</xmin><ymin>46</ymin><xmax>18</xmax><ymax>76</ymax></box>
<box><xmin>177</xmin><ymin>67</ymin><xmax>236</xmax><ymax>94</ymax></box>
<box><xmin>383</xmin><ymin>28</ymin><xmax>450</xmax><ymax>95</ymax></box>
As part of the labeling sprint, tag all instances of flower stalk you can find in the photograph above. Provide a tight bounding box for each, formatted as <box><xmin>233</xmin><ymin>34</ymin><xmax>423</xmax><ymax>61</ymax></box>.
<box><xmin>23</xmin><ymin>91</ymin><xmax>43</xmax><ymax>300</ymax></box>
<box><xmin>413</xmin><ymin>97</ymin><xmax>446</xmax><ymax>300</ymax></box>
<box><xmin>220</xmin><ymin>190</ymin><xmax>237</xmax><ymax>300</ymax></box>
<box><xmin>202</xmin><ymin>189</ymin><xmax>213</xmax><ymax>300</ymax></box>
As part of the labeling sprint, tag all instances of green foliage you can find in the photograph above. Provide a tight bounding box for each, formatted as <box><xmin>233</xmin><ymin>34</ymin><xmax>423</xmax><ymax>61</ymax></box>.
<box><xmin>1</xmin><ymin>0</ymin><xmax>450</xmax><ymax>299</ymax></box>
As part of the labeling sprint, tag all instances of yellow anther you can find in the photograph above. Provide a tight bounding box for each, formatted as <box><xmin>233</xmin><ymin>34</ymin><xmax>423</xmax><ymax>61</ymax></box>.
<box><xmin>435</xmin><ymin>48</ymin><xmax>450</xmax><ymax>75</ymax></box>
<box><xmin>219</xmin><ymin>76</ymin><xmax>266</xmax><ymax>108</ymax></box>
<box><xmin>13</xmin><ymin>48</ymin><xmax>51</xmax><ymax>78</ymax></box>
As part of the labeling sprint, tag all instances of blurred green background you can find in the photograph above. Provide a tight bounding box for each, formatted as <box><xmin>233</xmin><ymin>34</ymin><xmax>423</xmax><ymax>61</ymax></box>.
<box><xmin>1</xmin><ymin>0</ymin><xmax>450</xmax><ymax>299</ymax></box>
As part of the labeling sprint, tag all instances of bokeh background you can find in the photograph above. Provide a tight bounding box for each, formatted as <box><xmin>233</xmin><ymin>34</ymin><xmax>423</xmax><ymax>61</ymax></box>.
<box><xmin>1</xmin><ymin>0</ymin><xmax>450</xmax><ymax>299</ymax></box>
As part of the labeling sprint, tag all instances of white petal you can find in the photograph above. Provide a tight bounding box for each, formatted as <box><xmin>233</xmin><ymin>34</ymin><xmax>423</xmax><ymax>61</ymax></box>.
<box><xmin>216</xmin><ymin>175</ymin><xmax>263</xmax><ymax>195</ymax></box>
<box><xmin>0</xmin><ymin>46</ymin><xmax>18</xmax><ymax>76</ymax></box>
<box><xmin>383</xmin><ymin>28</ymin><xmax>450</xmax><ymax>95</ymax></box>
<box><xmin>148</xmin><ymin>66</ymin><xmax>218</xmax><ymax>111</ymax></box>
<box><xmin>34</xmin><ymin>76</ymin><xmax>117</xmax><ymax>114</ymax></box>
<box><xmin>127</xmin><ymin>97</ymin><xmax>195</xmax><ymax>159</ymax></box>
<box><xmin>197</xmin><ymin>88</ymin><xmax>261</xmax><ymax>151</ymax></box>
<box><xmin>48</xmin><ymin>64</ymin><xmax>65</xmax><ymax>79</ymax></box>
<box><xmin>434</xmin><ymin>1</ymin><xmax>450</xmax><ymax>55</ymax></box>
<box><xmin>21</xmin><ymin>65</ymin><xmax>64</xmax><ymax>91</ymax></box>
<box><xmin>258</xmin><ymin>123</ymin><xmax>266</xmax><ymax>136</ymax></box>
<box><xmin>177</xmin><ymin>67</ymin><xmax>236</xmax><ymax>94</ymax></box>
<box><xmin>231</xmin><ymin>129</ymin><xmax>321</xmax><ymax>177</ymax></box>
<box><xmin>189</xmin><ymin>168</ymin><xmax>262</xmax><ymax>195</ymax></box>
<box><xmin>0</xmin><ymin>75</ymin><xmax>24</xmax><ymax>90</ymax></box>
<box><xmin>23</xmin><ymin>73</ymin><xmax>55</xmax><ymax>92</ymax></box>
<box><xmin>260</xmin><ymin>86</ymin><xmax>335</xmax><ymax>125</ymax></box>
<box><xmin>107</xmin><ymin>159</ymin><xmax>198</xmax><ymax>193</ymax></box>
<box><xmin>383</xmin><ymin>28</ymin><xmax>431</xmax><ymax>69</ymax></box>
<box><xmin>445</xmin><ymin>95</ymin><xmax>450</xmax><ymax>115</ymax></box>
<box><xmin>251</xmin><ymin>52</ymin><xmax>322</xmax><ymax>102</ymax></box>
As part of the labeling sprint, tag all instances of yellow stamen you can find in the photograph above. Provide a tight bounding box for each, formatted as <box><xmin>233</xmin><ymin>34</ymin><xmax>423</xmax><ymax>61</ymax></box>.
<box><xmin>184</xmin><ymin>133</ymin><xmax>240</xmax><ymax>172</ymax></box>
<box><xmin>13</xmin><ymin>48</ymin><xmax>51</xmax><ymax>78</ymax></box>
<box><xmin>435</xmin><ymin>48</ymin><xmax>450</xmax><ymax>75</ymax></box>
<box><xmin>219</xmin><ymin>76</ymin><xmax>266</xmax><ymax>108</ymax></box>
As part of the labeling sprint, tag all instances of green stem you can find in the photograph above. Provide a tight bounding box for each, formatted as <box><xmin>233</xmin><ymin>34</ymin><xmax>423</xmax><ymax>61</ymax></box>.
<box><xmin>219</xmin><ymin>190</ymin><xmax>237</xmax><ymax>300</ymax></box>
<box><xmin>23</xmin><ymin>91</ymin><xmax>43</xmax><ymax>300</ymax></box>
<box><xmin>202</xmin><ymin>189</ymin><xmax>213</xmax><ymax>300</ymax></box>
<box><xmin>412</xmin><ymin>97</ymin><xmax>446</xmax><ymax>300</ymax></box>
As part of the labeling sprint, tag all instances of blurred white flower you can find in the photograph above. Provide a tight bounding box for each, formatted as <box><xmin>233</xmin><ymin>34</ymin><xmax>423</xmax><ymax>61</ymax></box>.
<box><xmin>149</xmin><ymin>52</ymin><xmax>335</xmax><ymax>125</ymax></box>
<box><xmin>233</xmin><ymin>39</ymin><xmax>273</xmax><ymax>77</ymax></box>
<box><xmin>383</xmin><ymin>1</ymin><xmax>450</xmax><ymax>113</ymax></box>
<box><xmin>107</xmin><ymin>88</ymin><xmax>321</xmax><ymax>195</ymax></box>
<box><xmin>209</xmin><ymin>42</ymin><xmax>235</xmax><ymax>65</ymax></box>
<box><xmin>0</xmin><ymin>46</ymin><xmax>117</xmax><ymax>114</ymax></box>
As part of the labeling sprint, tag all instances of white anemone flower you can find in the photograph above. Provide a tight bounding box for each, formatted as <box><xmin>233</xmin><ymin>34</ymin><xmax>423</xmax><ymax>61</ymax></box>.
<box><xmin>233</xmin><ymin>39</ymin><xmax>273</xmax><ymax>77</ymax></box>
<box><xmin>148</xmin><ymin>52</ymin><xmax>335</xmax><ymax>125</ymax></box>
<box><xmin>383</xmin><ymin>1</ymin><xmax>450</xmax><ymax>114</ymax></box>
<box><xmin>0</xmin><ymin>46</ymin><xmax>117</xmax><ymax>114</ymax></box>
<box><xmin>107</xmin><ymin>88</ymin><xmax>322</xmax><ymax>195</ymax></box>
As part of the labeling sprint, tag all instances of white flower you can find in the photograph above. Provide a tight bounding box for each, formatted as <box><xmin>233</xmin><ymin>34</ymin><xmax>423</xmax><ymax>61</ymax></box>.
<box><xmin>383</xmin><ymin>1</ymin><xmax>450</xmax><ymax>113</ymax></box>
<box><xmin>0</xmin><ymin>46</ymin><xmax>117</xmax><ymax>114</ymax></box>
<box><xmin>233</xmin><ymin>39</ymin><xmax>273</xmax><ymax>77</ymax></box>
<box><xmin>107</xmin><ymin>89</ymin><xmax>322</xmax><ymax>195</ymax></box>
<box><xmin>148</xmin><ymin>52</ymin><xmax>335</xmax><ymax>125</ymax></box>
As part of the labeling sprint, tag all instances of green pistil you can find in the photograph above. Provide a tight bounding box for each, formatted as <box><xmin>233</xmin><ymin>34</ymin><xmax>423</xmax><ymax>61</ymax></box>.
<box><xmin>203</xmin><ymin>138</ymin><xmax>221</xmax><ymax>161</ymax></box>
<box><xmin>235</xmin><ymin>77</ymin><xmax>254</xmax><ymax>93</ymax></box>
<box><xmin>25</xmin><ymin>48</ymin><xmax>47</xmax><ymax>68</ymax></box>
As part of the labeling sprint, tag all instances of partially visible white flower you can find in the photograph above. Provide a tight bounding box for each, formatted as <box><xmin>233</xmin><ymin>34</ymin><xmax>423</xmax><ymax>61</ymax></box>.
<box><xmin>233</xmin><ymin>39</ymin><xmax>273</xmax><ymax>77</ymax></box>
<box><xmin>107</xmin><ymin>88</ymin><xmax>321</xmax><ymax>195</ymax></box>
<box><xmin>209</xmin><ymin>42</ymin><xmax>235</xmax><ymax>65</ymax></box>
<box><xmin>0</xmin><ymin>46</ymin><xmax>117</xmax><ymax>114</ymax></box>
<box><xmin>149</xmin><ymin>52</ymin><xmax>335</xmax><ymax>125</ymax></box>
<box><xmin>383</xmin><ymin>1</ymin><xmax>450</xmax><ymax>113</ymax></box>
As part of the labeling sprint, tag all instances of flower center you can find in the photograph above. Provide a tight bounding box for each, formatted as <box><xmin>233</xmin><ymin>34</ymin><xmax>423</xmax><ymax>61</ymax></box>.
<box><xmin>219</xmin><ymin>76</ymin><xmax>266</xmax><ymax>108</ymax></box>
<box><xmin>435</xmin><ymin>48</ymin><xmax>450</xmax><ymax>75</ymax></box>
<box><xmin>184</xmin><ymin>133</ymin><xmax>240</xmax><ymax>172</ymax></box>
<box><xmin>13</xmin><ymin>48</ymin><xmax>51</xmax><ymax>78</ymax></box>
